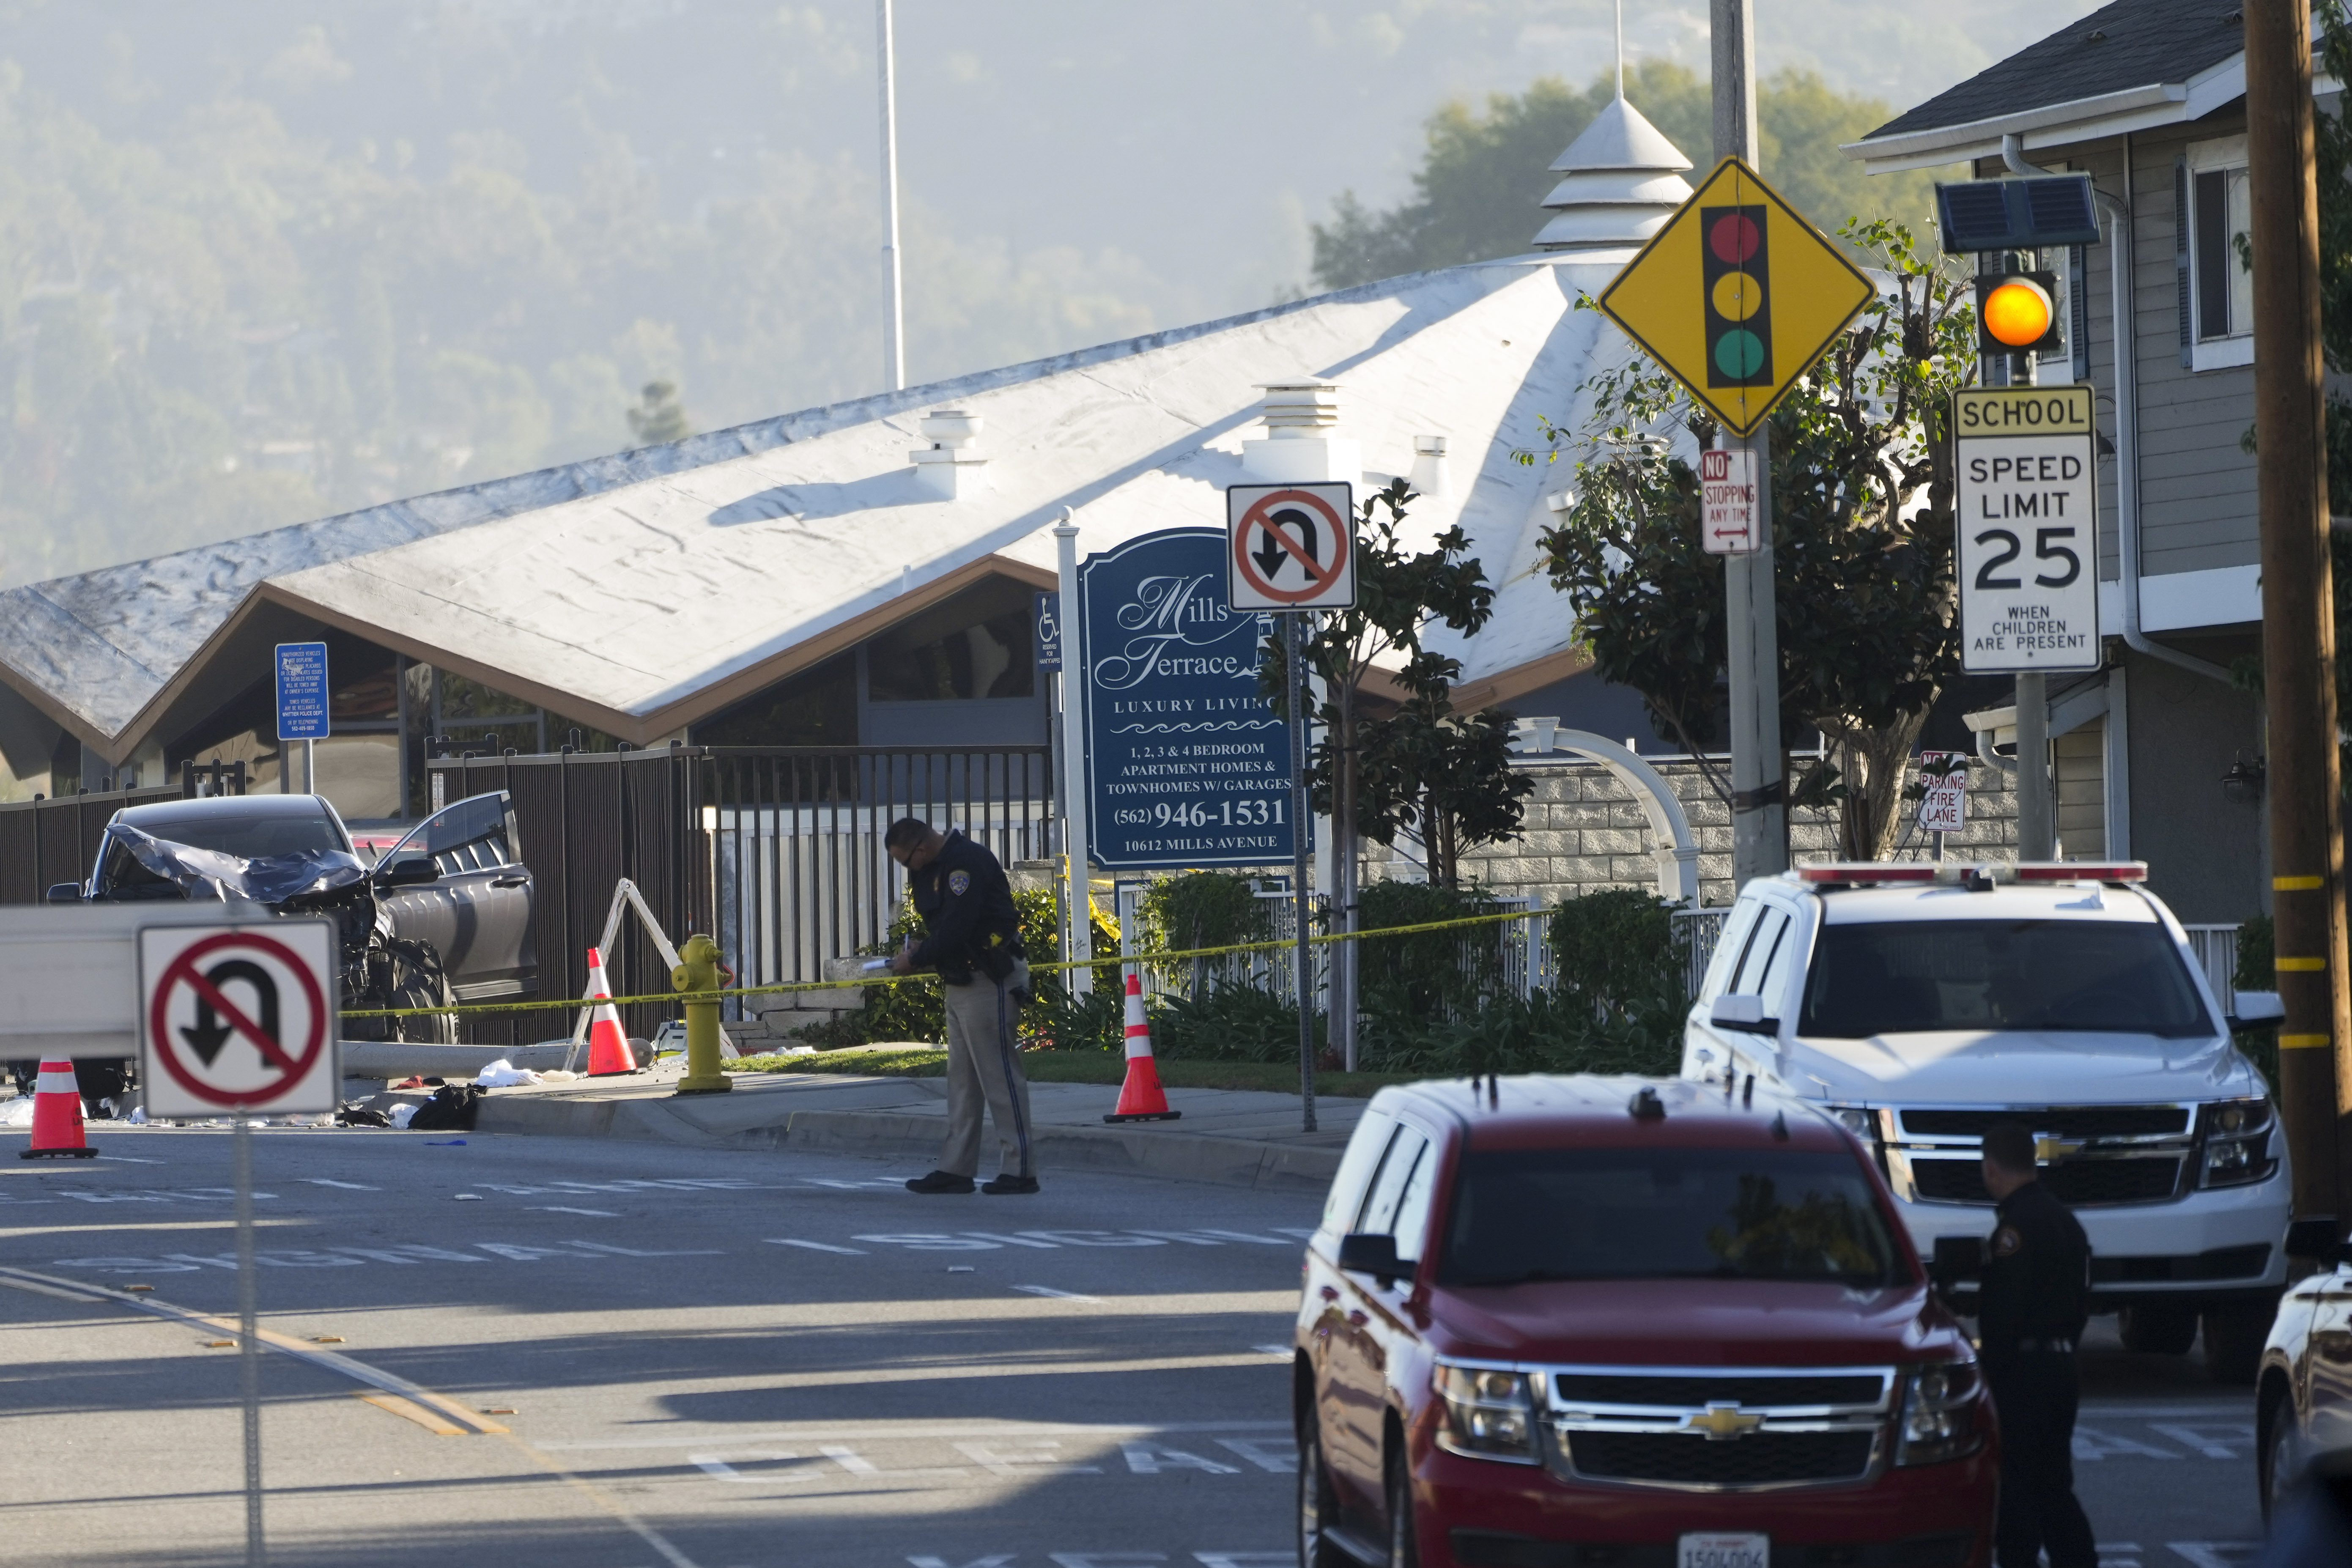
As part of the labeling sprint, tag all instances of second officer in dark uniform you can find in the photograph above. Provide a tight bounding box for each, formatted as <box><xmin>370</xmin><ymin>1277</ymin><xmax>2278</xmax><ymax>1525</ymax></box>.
<box><xmin>1977</xmin><ymin>1120</ymin><xmax>2097</xmax><ymax>1568</ymax></box>
<box><xmin>885</xmin><ymin>817</ymin><xmax>1036</xmax><ymax>1195</ymax></box>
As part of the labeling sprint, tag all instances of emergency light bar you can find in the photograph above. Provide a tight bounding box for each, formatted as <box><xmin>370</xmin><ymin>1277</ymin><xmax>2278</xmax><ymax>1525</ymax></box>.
<box><xmin>1797</xmin><ymin>861</ymin><xmax>2147</xmax><ymax>887</ymax></box>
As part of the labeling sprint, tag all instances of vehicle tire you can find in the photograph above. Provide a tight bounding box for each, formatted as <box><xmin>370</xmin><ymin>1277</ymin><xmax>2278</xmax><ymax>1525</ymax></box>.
<box><xmin>2117</xmin><ymin>1302</ymin><xmax>2199</xmax><ymax>1356</ymax></box>
<box><xmin>2201</xmin><ymin>1298</ymin><xmax>2274</xmax><ymax>1385</ymax></box>
<box><xmin>1297</xmin><ymin>1421</ymin><xmax>1346</xmax><ymax>1568</ymax></box>
<box><xmin>2258</xmin><ymin>1376</ymin><xmax>2299</xmax><ymax>1524</ymax></box>
<box><xmin>1384</xmin><ymin>1438</ymin><xmax>1420</xmax><ymax>1568</ymax></box>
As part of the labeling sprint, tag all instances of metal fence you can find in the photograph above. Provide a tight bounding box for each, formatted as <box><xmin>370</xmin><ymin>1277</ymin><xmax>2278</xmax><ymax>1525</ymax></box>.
<box><xmin>1674</xmin><ymin>907</ymin><xmax>1733</xmax><ymax>998</ymax></box>
<box><xmin>2181</xmin><ymin>924</ymin><xmax>2242</xmax><ymax>1000</ymax></box>
<box><xmin>0</xmin><ymin>782</ymin><xmax>195</xmax><ymax>905</ymax></box>
<box><xmin>705</xmin><ymin>746</ymin><xmax>1057</xmax><ymax>1008</ymax></box>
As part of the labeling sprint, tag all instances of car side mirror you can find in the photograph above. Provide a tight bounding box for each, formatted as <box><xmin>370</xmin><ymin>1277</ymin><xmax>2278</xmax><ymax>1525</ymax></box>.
<box><xmin>2228</xmin><ymin>990</ymin><xmax>2286</xmax><ymax>1031</ymax></box>
<box><xmin>1338</xmin><ymin>1231</ymin><xmax>1415</xmax><ymax>1287</ymax></box>
<box><xmin>375</xmin><ymin>855</ymin><xmax>438</xmax><ymax>888</ymax></box>
<box><xmin>1930</xmin><ymin>1235</ymin><xmax>1987</xmax><ymax>1287</ymax></box>
<box><xmin>1709</xmin><ymin>993</ymin><xmax>1776</xmax><ymax>1034</ymax></box>
<box><xmin>44</xmin><ymin>882</ymin><xmax>81</xmax><ymax>904</ymax></box>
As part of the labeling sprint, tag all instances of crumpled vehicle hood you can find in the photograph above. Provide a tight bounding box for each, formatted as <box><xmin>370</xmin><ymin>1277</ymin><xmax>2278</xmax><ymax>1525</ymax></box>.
<box><xmin>115</xmin><ymin>824</ymin><xmax>372</xmax><ymax>908</ymax></box>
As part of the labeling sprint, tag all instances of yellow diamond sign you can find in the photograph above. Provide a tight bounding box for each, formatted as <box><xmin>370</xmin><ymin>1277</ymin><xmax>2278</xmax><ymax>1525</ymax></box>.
<box><xmin>1598</xmin><ymin>156</ymin><xmax>1876</xmax><ymax>437</ymax></box>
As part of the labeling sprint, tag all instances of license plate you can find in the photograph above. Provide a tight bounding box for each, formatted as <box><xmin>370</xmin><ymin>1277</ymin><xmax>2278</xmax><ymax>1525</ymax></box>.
<box><xmin>1679</xmin><ymin>1533</ymin><xmax>1769</xmax><ymax>1568</ymax></box>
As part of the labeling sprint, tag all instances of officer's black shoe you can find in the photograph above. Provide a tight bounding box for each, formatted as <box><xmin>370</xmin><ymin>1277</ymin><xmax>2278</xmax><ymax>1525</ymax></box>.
<box><xmin>905</xmin><ymin>1170</ymin><xmax>977</xmax><ymax>1194</ymax></box>
<box><xmin>981</xmin><ymin>1174</ymin><xmax>1040</xmax><ymax>1195</ymax></box>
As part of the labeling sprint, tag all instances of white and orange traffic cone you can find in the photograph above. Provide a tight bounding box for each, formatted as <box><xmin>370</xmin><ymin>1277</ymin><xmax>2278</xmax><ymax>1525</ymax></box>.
<box><xmin>1104</xmin><ymin>970</ymin><xmax>1180</xmax><ymax>1123</ymax></box>
<box><xmin>18</xmin><ymin>1059</ymin><xmax>96</xmax><ymax>1160</ymax></box>
<box><xmin>583</xmin><ymin>948</ymin><xmax>639</xmax><ymax>1077</ymax></box>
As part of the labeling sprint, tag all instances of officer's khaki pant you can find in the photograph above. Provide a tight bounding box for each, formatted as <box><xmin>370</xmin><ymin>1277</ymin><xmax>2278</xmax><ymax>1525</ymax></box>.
<box><xmin>939</xmin><ymin>960</ymin><xmax>1034</xmax><ymax>1180</ymax></box>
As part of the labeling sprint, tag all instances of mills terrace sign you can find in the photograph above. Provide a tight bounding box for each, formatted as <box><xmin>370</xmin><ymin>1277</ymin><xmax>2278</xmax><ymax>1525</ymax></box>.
<box><xmin>1953</xmin><ymin>385</ymin><xmax>2101</xmax><ymax>674</ymax></box>
<box><xmin>1079</xmin><ymin>528</ymin><xmax>1304</xmax><ymax>870</ymax></box>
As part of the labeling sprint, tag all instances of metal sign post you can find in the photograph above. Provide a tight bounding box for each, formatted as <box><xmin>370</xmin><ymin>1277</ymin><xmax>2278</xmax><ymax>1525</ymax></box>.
<box><xmin>139</xmin><ymin>917</ymin><xmax>338</xmax><ymax>1568</ymax></box>
<box><xmin>1285</xmin><ymin>612</ymin><xmax>1316</xmax><ymax>1134</ymax></box>
<box><xmin>273</xmin><ymin>642</ymin><xmax>329</xmax><ymax>796</ymax></box>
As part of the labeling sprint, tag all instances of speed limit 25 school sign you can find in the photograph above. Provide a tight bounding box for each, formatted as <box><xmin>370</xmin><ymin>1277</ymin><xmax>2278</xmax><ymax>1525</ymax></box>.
<box><xmin>1953</xmin><ymin>385</ymin><xmax>2101</xmax><ymax>674</ymax></box>
<box><xmin>138</xmin><ymin>921</ymin><xmax>340</xmax><ymax>1118</ymax></box>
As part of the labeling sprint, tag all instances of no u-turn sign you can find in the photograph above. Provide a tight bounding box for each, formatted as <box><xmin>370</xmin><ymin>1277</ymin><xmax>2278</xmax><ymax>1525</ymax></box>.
<box><xmin>1226</xmin><ymin>483</ymin><xmax>1356</xmax><ymax>612</ymax></box>
<box><xmin>139</xmin><ymin>921</ymin><xmax>339</xmax><ymax>1117</ymax></box>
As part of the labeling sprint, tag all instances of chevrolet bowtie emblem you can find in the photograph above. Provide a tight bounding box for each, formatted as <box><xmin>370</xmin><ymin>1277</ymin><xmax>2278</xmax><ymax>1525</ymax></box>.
<box><xmin>1685</xmin><ymin>1403</ymin><xmax>1764</xmax><ymax>1441</ymax></box>
<box><xmin>2035</xmin><ymin>1135</ymin><xmax>2084</xmax><ymax>1162</ymax></box>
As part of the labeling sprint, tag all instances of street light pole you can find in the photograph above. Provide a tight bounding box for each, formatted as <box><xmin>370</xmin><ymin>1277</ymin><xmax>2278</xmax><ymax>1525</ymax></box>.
<box><xmin>2245</xmin><ymin>0</ymin><xmax>2352</xmax><ymax>1224</ymax></box>
<box><xmin>1713</xmin><ymin>0</ymin><xmax>1786</xmax><ymax>884</ymax></box>
<box><xmin>877</xmin><ymin>0</ymin><xmax>905</xmax><ymax>392</ymax></box>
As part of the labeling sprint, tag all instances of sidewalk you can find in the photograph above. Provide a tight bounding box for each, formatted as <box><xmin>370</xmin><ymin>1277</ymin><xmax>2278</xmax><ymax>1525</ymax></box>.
<box><xmin>465</xmin><ymin>1061</ymin><xmax>1365</xmax><ymax>1192</ymax></box>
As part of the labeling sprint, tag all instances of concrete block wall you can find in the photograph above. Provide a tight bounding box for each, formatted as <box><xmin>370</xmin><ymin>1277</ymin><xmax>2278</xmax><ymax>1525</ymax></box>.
<box><xmin>1429</xmin><ymin>756</ymin><xmax>2020</xmax><ymax>908</ymax></box>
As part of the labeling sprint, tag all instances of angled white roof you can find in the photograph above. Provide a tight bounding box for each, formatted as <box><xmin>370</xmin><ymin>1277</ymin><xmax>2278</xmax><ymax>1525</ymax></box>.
<box><xmin>2</xmin><ymin>254</ymin><xmax>1658</xmax><ymax>759</ymax></box>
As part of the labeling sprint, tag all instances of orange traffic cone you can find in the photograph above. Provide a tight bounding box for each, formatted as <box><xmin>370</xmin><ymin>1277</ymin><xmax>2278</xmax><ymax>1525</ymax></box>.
<box><xmin>583</xmin><ymin>948</ymin><xmax>638</xmax><ymax>1077</ymax></box>
<box><xmin>1104</xmin><ymin>970</ymin><xmax>1180</xmax><ymax>1123</ymax></box>
<box><xmin>18</xmin><ymin>1059</ymin><xmax>96</xmax><ymax>1160</ymax></box>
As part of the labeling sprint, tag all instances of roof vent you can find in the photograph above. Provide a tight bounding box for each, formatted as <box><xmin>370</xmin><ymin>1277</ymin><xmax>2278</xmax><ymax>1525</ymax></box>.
<box><xmin>910</xmin><ymin>408</ymin><xmax>986</xmax><ymax>499</ymax></box>
<box><xmin>1408</xmin><ymin>434</ymin><xmax>1450</xmax><ymax>499</ymax></box>
<box><xmin>1532</xmin><ymin>96</ymin><xmax>1694</xmax><ymax>253</ymax></box>
<box><xmin>1242</xmin><ymin>379</ymin><xmax>1360</xmax><ymax>484</ymax></box>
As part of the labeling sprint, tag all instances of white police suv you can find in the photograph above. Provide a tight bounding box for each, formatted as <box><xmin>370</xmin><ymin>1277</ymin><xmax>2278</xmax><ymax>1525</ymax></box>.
<box><xmin>1681</xmin><ymin>861</ymin><xmax>2290</xmax><ymax>1382</ymax></box>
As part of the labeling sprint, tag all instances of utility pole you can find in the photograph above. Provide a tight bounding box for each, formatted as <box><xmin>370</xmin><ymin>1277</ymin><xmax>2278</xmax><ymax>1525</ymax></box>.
<box><xmin>2246</xmin><ymin>0</ymin><xmax>2352</xmax><ymax>1225</ymax></box>
<box><xmin>877</xmin><ymin>0</ymin><xmax>906</xmax><ymax>392</ymax></box>
<box><xmin>1713</xmin><ymin>0</ymin><xmax>1786</xmax><ymax>882</ymax></box>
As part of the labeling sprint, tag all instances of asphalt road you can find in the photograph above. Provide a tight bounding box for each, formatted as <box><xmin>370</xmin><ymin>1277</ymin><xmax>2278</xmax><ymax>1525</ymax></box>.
<box><xmin>0</xmin><ymin>1126</ymin><xmax>2275</xmax><ymax>1568</ymax></box>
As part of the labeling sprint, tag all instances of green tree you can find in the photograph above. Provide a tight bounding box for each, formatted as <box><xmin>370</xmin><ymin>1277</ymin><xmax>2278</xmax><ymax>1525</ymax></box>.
<box><xmin>1311</xmin><ymin>65</ymin><xmax>1943</xmax><ymax>291</ymax></box>
<box><xmin>1532</xmin><ymin>220</ymin><xmax>1977</xmax><ymax>860</ymax></box>
<box><xmin>625</xmin><ymin>379</ymin><xmax>693</xmax><ymax>446</ymax></box>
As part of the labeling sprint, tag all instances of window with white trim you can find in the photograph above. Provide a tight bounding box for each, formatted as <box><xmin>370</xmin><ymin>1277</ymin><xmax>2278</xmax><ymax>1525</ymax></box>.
<box><xmin>2182</xmin><ymin>135</ymin><xmax>2253</xmax><ymax>371</ymax></box>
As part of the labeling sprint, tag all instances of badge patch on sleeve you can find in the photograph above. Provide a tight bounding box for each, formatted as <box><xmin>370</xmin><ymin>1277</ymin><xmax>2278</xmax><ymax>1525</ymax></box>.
<box><xmin>948</xmin><ymin>869</ymin><xmax>971</xmax><ymax>896</ymax></box>
<box><xmin>1992</xmin><ymin>1225</ymin><xmax>2023</xmax><ymax>1259</ymax></box>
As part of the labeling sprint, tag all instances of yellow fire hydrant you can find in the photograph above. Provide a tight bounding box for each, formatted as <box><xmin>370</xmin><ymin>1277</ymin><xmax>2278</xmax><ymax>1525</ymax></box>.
<box><xmin>671</xmin><ymin>932</ymin><xmax>733</xmax><ymax>1096</ymax></box>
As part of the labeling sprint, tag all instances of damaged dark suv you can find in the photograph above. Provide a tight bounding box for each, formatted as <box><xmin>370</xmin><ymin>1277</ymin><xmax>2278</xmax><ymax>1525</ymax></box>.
<box><xmin>17</xmin><ymin>791</ymin><xmax>538</xmax><ymax>1111</ymax></box>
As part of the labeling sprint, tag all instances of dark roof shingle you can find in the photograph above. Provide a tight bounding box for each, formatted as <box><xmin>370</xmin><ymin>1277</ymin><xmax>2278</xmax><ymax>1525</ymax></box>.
<box><xmin>1863</xmin><ymin>0</ymin><xmax>2245</xmax><ymax>143</ymax></box>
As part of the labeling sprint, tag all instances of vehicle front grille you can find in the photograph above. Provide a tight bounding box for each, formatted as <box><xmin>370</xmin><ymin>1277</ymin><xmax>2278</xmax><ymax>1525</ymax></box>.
<box><xmin>1553</xmin><ymin>1372</ymin><xmax>1886</xmax><ymax>1409</ymax></box>
<box><xmin>1563</xmin><ymin>1430</ymin><xmax>1878</xmax><ymax>1488</ymax></box>
<box><xmin>1896</xmin><ymin>1105</ymin><xmax>2191</xmax><ymax>1140</ymax></box>
<box><xmin>1538</xmin><ymin>1363</ymin><xmax>1893</xmax><ymax>1492</ymax></box>
<box><xmin>1911</xmin><ymin>1156</ymin><xmax>2182</xmax><ymax>1206</ymax></box>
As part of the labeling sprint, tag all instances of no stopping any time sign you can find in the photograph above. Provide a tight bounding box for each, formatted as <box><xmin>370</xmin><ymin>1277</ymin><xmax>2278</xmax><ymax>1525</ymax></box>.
<box><xmin>139</xmin><ymin>921</ymin><xmax>339</xmax><ymax>1117</ymax></box>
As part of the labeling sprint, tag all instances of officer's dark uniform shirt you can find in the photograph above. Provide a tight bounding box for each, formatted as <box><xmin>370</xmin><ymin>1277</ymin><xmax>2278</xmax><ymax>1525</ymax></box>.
<box><xmin>1977</xmin><ymin>1177</ymin><xmax>2091</xmax><ymax>1354</ymax></box>
<box><xmin>908</xmin><ymin>831</ymin><xmax>1022</xmax><ymax>983</ymax></box>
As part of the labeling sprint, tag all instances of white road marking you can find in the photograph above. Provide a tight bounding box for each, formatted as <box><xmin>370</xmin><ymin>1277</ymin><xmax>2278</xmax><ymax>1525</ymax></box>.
<box><xmin>909</xmin><ymin>1557</ymin><xmax>1012</xmax><ymax>1568</ymax></box>
<box><xmin>1051</xmin><ymin>1554</ymin><xmax>1166</xmax><ymax>1568</ymax></box>
<box><xmin>1193</xmin><ymin>1557</ymin><xmax>1292</xmax><ymax>1568</ymax></box>
<box><xmin>302</xmin><ymin>1179</ymin><xmax>379</xmax><ymax>1190</ymax></box>
<box><xmin>566</xmin><ymin>1240</ymin><xmax>725</xmax><ymax>1257</ymax></box>
<box><xmin>689</xmin><ymin>1451</ymin><xmax>811</xmax><ymax>1483</ymax></box>
<box><xmin>768</xmin><ymin>1239</ymin><xmax>867</xmax><ymax>1255</ymax></box>
<box><xmin>1120</xmin><ymin>1442</ymin><xmax>1238</xmax><ymax>1475</ymax></box>
<box><xmin>856</xmin><ymin>1233</ymin><xmax>1002</xmax><ymax>1251</ymax></box>
<box><xmin>96</xmin><ymin>1155</ymin><xmax>164</xmax><ymax>1164</ymax></box>
<box><xmin>49</xmin><ymin>1187</ymin><xmax>274</xmax><ymax>1204</ymax></box>
<box><xmin>531</xmin><ymin>1206</ymin><xmax>618</xmax><ymax>1217</ymax></box>
<box><xmin>2150</xmin><ymin>1421</ymin><xmax>2253</xmax><ymax>1460</ymax></box>
<box><xmin>540</xmin><ymin>1421</ymin><xmax>1294</xmax><ymax>1450</ymax></box>
<box><xmin>820</xmin><ymin>1445</ymin><xmax>880</xmax><ymax>1475</ymax></box>
<box><xmin>966</xmin><ymin>1231</ymin><xmax>1061</xmax><ymax>1249</ymax></box>
<box><xmin>1214</xmin><ymin>1439</ymin><xmax>1297</xmax><ymax>1473</ymax></box>
<box><xmin>1252</xmin><ymin>1345</ymin><xmax>1291</xmax><ymax>1357</ymax></box>
<box><xmin>956</xmin><ymin>1440</ymin><xmax>1103</xmax><ymax>1477</ymax></box>
<box><xmin>2073</xmin><ymin>1425</ymin><xmax>2183</xmax><ymax>1461</ymax></box>
<box><xmin>1013</xmin><ymin>1285</ymin><xmax>1102</xmax><ymax>1302</ymax></box>
<box><xmin>2166</xmin><ymin>1547</ymin><xmax>2261</xmax><ymax>1568</ymax></box>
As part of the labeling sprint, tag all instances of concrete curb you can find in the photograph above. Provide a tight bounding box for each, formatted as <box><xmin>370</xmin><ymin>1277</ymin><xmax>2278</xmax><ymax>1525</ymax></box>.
<box><xmin>473</xmin><ymin>1093</ymin><xmax>1342</xmax><ymax>1192</ymax></box>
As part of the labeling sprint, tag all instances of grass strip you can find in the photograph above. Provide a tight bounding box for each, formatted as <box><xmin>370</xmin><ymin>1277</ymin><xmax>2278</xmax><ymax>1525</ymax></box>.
<box><xmin>728</xmin><ymin>1047</ymin><xmax>1418</xmax><ymax>1099</ymax></box>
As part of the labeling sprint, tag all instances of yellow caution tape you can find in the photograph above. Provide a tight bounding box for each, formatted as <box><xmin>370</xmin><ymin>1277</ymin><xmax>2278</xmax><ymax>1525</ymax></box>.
<box><xmin>2279</xmin><ymin>1033</ymin><xmax>2334</xmax><ymax>1050</ymax></box>
<box><xmin>2276</xmin><ymin>957</ymin><xmax>2329</xmax><ymax>972</ymax></box>
<box><xmin>338</xmin><ymin>904</ymin><xmax>1564</xmax><ymax>1020</ymax></box>
<box><xmin>2275</xmin><ymin>875</ymin><xmax>2326</xmax><ymax>891</ymax></box>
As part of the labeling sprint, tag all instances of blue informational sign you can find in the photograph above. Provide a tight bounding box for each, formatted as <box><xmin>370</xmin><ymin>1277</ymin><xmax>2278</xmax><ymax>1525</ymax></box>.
<box><xmin>1080</xmin><ymin>529</ymin><xmax>1302</xmax><ymax>869</ymax></box>
<box><xmin>1033</xmin><ymin>590</ymin><xmax>1063</xmax><ymax>673</ymax></box>
<box><xmin>274</xmin><ymin>642</ymin><xmax>330</xmax><ymax>742</ymax></box>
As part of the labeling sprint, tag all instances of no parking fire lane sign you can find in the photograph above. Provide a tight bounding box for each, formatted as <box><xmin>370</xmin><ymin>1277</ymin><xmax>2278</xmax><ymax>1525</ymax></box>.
<box><xmin>1226</xmin><ymin>482</ymin><xmax>1356</xmax><ymax>612</ymax></box>
<box><xmin>139</xmin><ymin>921</ymin><xmax>339</xmax><ymax>1117</ymax></box>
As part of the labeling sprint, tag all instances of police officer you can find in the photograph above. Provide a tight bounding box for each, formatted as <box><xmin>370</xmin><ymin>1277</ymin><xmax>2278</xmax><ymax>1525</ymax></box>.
<box><xmin>1977</xmin><ymin>1120</ymin><xmax>2097</xmax><ymax>1568</ymax></box>
<box><xmin>886</xmin><ymin>817</ymin><xmax>1037</xmax><ymax>1195</ymax></box>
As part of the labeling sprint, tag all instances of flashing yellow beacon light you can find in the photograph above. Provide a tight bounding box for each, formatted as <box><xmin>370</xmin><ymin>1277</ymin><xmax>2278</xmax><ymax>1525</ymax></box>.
<box><xmin>1975</xmin><ymin>271</ymin><xmax>2062</xmax><ymax>354</ymax></box>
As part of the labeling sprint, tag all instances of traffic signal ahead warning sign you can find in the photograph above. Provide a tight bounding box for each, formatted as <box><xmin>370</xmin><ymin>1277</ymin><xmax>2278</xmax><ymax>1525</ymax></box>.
<box><xmin>1599</xmin><ymin>156</ymin><xmax>1875</xmax><ymax>437</ymax></box>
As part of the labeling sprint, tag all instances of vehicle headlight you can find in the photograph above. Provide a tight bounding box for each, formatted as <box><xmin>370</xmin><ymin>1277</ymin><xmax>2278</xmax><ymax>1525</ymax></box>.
<box><xmin>1894</xmin><ymin>1358</ymin><xmax>1984</xmax><ymax>1467</ymax></box>
<box><xmin>2199</xmin><ymin>1098</ymin><xmax>2278</xmax><ymax>1188</ymax></box>
<box><xmin>1828</xmin><ymin>1105</ymin><xmax>1879</xmax><ymax>1143</ymax></box>
<box><xmin>1434</xmin><ymin>1362</ymin><xmax>1539</xmax><ymax>1464</ymax></box>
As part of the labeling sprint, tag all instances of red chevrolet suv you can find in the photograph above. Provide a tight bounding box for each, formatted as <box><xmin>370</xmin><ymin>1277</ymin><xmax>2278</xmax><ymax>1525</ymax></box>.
<box><xmin>1294</xmin><ymin>1075</ymin><xmax>1997</xmax><ymax>1568</ymax></box>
